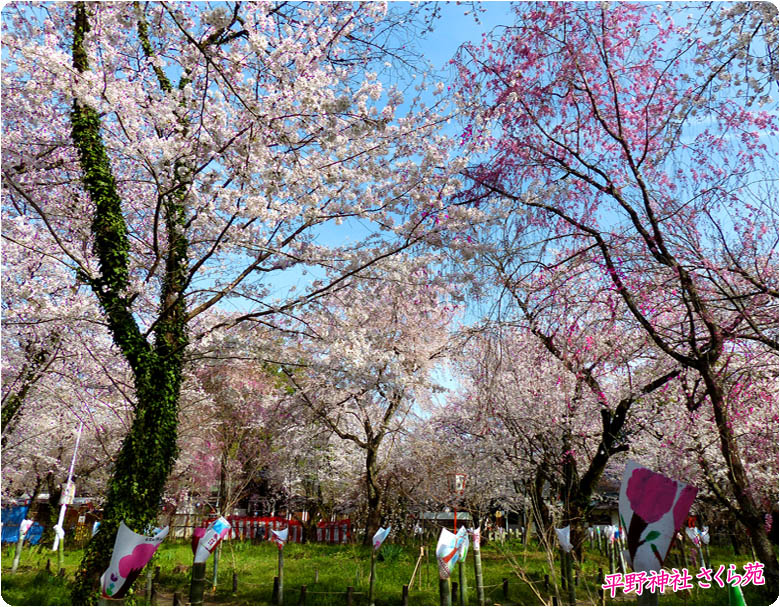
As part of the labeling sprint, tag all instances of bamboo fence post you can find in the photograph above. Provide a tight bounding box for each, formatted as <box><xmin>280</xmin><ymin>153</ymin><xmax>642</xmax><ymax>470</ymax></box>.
<box><xmin>189</xmin><ymin>561</ymin><xmax>207</xmax><ymax>606</ymax></box>
<box><xmin>439</xmin><ymin>578</ymin><xmax>451</xmax><ymax>606</ymax></box>
<box><xmin>473</xmin><ymin>536</ymin><xmax>485</xmax><ymax>607</ymax></box>
<box><xmin>458</xmin><ymin>560</ymin><xmax>466</xmax><ymax>605</ymax></box>
<box><xmin>277</xmin><ymin>548</ymin><xmax>284</xmax><ymax>605</ymax></box>
<box><xmin>368</xmin><ymin>548</ymin><xmax>377</xmax><ymax>606</ymax></box>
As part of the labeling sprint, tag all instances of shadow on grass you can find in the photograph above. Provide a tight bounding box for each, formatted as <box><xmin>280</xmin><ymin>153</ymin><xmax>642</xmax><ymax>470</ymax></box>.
<box><xmin>1</xmin><ymin>570</ymin><xmax>72</xmax><ymax>606</ymax></box>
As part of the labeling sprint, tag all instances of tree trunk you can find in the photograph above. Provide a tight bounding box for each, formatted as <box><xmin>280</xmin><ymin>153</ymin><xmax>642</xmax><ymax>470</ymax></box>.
<box><xmin>68</xmin><ymin>4</ymin><xmax>189</xmax><ymax>603</ymax></box>
<box><xmin>37</xmin><ymin>474</ymin><xmax>61</xmax><ymax>551</ymax></box>
<box><xmin>72</xmin><ymin>359</ymin><xmax>182</xmax><ymax>603</ymax></box>
<box><xmin>701</xmin><ymin>364</ymin><xmax>778</xmax><ymax>591</ymax></box>
<box><xmin>363</xmin><ymin>445</ymin><xmax>382</xmax><ymax>546</ymax></box>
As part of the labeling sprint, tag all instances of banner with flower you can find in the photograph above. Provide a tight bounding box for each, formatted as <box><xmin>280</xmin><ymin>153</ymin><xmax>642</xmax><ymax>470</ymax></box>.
<box><xmin>100</xmin><ymin>522</ymin><xmax>169</xmax><ymax>599</ymax></box>
<box><xmin>271</xmin><ymin>527</ymin><xmax>289</xmax><ymax>550</ymax></box>
<box><xmin>194</xmin><ymin>516</ymin><xmax>231</xmax><ymax>563</ymax></box>
<box><xmin>372</xmin><ymin>526</ymin><xmax>391</xmax><ymax>551</ymax></box>
<box><xmin>436</xmin><ymin>526</ymin><xmax>468</xmax><ymax>579</ymax></box>
<box><xmin>685</xmin><ymin>526</ymin><xmax>709</xmax><ymax>546</ymax></box>
<box><xmin>619</xmin><ymin>461</ymin><xmax>697</xmax><ymax>572</ymax></box>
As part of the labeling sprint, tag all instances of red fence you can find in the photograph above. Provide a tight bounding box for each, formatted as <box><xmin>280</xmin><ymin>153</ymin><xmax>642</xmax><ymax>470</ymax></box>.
<box><xmin>316</xmin><ymin>520</ymin><xmax>351</xmax><ymax>544</ymax></box>
<box><xmin>201</xmin><ymin>516</ymin><xmax>351</xmax><ymax>544</ymax></box>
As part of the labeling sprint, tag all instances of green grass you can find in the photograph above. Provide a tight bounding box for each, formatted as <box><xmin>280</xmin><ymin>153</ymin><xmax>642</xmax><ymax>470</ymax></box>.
<box><xmin>1</xmin><ymin>537</ymin><xmax>776</xmax><ymax>605</ymax></box>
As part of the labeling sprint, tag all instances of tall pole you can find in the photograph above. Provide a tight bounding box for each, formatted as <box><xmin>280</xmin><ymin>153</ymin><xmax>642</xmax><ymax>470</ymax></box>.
<box><xmin>52</xmin><ymin>420</ymin><xmax>84</xmax><ymax>551</ymax></box>
<box><xmin>369</xmin><ymin>547</ymin><xmax>377</xmax><ymax>606</ymax></box>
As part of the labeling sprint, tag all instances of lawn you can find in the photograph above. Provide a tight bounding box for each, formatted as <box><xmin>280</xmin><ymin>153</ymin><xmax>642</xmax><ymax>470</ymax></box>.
<box><xmin>1</xmin><ymin>536</ymin><xmax>774</xmax><ymax>605</ymax></box>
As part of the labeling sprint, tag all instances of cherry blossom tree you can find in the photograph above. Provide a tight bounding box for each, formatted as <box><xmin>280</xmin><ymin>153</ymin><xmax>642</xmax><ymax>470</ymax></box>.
<box><xmin>277</xmin><ymin>264</ymin><xmax>457</xmax><ymax>543</ymax></box>
<box><xmin>2</xmin><ymin>3</ymin><xmax>466</xmax><ymax>599</ymax></box>
<box><xmin>2</xmin><ymin>217</ymin><xmax>134</xmax><ymax>542</ymax></box>
<box><xmin>193</xmin><ymin>360</ymin><xmax>288</xmax><ymax>515</ymax></box>
<box><xmin>454</xmin><ymin>1</ymin><xmax>778</xmax><ymax>586</ymax></box>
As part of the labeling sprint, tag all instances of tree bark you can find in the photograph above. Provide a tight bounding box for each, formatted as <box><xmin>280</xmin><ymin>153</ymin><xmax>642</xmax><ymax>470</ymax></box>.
<box><xmin>701</xmin><ymin>363</ymin><xmax>779</xmax><ymax>591</ymax></box>
<box><xmin>363</xmin><ymin>444</ymin><xmax>382</xmax><ymax>545</ymax></box>
<box><xmin>69</xmin><ymin>4</ymin><xmax>188</xmax><ymax>603</ymax></box>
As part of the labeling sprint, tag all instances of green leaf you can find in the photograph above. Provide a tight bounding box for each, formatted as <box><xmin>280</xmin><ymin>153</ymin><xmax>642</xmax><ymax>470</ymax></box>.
<box><xmin>643</xmin><ymin>530</ymin><xmax>661</xmax><ymax>542</ymax></box>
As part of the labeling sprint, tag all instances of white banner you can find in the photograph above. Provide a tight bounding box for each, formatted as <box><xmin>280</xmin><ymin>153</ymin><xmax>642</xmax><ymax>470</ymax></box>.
<box><xmin>271</xmin><ymin>527</ymin><xmax>288</xmax><ymax>550</ymax></box>
<box><xmin>372</xmin><ymin>526</ymin><xmax>391</xmax><ymax>551</ymax></box>
<box><xmin>436</xmin><ymin>527</ymin><xmax>468</xmax><ymax>579</ymax></box>
<box><xmin>194</xmin><ymin>517</ymin><xmax>231</xmax><ymax>564</ymax></box>
<box><xmin>100</xmin><ymin>522</ymin><xmax>168</xmax><ymax>599</ymax></box>
<box><xmin>619</xmin><ymin>460</ymin><xmax>697</xmax><ymax>572</ymax></box>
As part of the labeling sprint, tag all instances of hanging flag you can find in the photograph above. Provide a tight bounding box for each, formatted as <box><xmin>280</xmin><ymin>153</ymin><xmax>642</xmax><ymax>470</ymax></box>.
<box><xmin>271</xmin><ymin>527</ymin><xmax>289</xmax><ymax>550</ymax></box>
<box><xmin>194</xmin><ymin>516</ymin><xmax>231</xmax><ymax>564</ymax></box>
<box><xmin>468</xmin><ymin>527</ymin><xmax>480</xmax><ymax>550</ymax></box>
<box><xmin>372</xmin><ymin>526</ymin><xmax>391</xmax><ymax>551</ymax></box>
<box><xmin>100</xmin><ymin>522</ymin><xmax>169</xmax><ymax>599</ymax></box>
<box><xmin>19</xmin><ymin>519</ymin><xmax>33</xmax><ymax>539</ymax></box>
<box><xmin>555</xmin><ymin>525</ymin><xmax>573</xmax><ymax>553</ymax></box>
<box><xmin>436</xmin><ymin>527</ymin><xmax>468</xmax><ymax>579</ymax></box>
<box><xmin>700</xmin><ymin>526</ymin><xmax>710</xmax><ymax>545</ymax></box>
<box><xmin>686</xmin><ymin>526</ymin><xmax>710</xmax><ymax>545</ymax></box>
<box><xmin>619</xmin><ymin>460</ymin><xmax>697</xmax><ymax>572</ymax></box>
<box><xmin>457</xmin><ymin>526</ymin><xmax>469</xmax><ymax>561</ymax></box>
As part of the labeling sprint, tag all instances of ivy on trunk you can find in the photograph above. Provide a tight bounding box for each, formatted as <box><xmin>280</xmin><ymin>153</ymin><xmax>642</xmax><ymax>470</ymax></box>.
<box><xmin>69</xmin><ymin>4</ymin><xmax>188</xmax><ymax>603</ymax></box>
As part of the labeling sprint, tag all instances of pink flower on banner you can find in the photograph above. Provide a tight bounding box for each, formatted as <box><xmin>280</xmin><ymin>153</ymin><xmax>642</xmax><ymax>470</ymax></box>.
<box><xmin>626</xmin><ymin>467</ymin><xmax>678</xmax><ymax>523</ymax></box>
<box><xmin>118</xmin><ymin>543</ymin><xmax>158</xmax><ymax>578</ymax></box>
<box><xmin>672</xmin><ymin>485</ymin><xmax>698</xmax><ymax>530</ymax></box>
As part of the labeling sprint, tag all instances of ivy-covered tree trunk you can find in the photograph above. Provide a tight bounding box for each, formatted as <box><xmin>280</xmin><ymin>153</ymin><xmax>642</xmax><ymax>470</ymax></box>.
<box><xmin>69</xmin><ymin>4</ymin><xmax>189</xmax><ymax>603</ymax></box>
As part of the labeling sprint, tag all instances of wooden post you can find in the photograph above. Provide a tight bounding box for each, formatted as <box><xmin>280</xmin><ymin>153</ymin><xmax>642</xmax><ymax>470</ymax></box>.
<box><xmin>608</xmin><ymin>539</ymin><xmax>615</xmax><ymax>575</ymax></box>
<box><xmin>232</xmin><ymin>572</ymin><xmax>238</xmax><ymax>593</ymax></box>
<box><xmin>346</xmin><ymin>585</ymin><xmax>354</xmax><ymax>606</ymax></box>
<box><xmin>473</xmin><ymin>535</ymin><xmax>485</xmax><ymax>607</ymax></box>
<box><xmin>11</xmin><ymin>527</ymin><xmax>25</xmax><ymax>574</ymax></box>
<box><xmin>58</xmin><ymin>529</ymin><xmax>66</xmax><ymax>572</ymax></box>
<box><xmin>552</xmin><ymin>595</ymin><xmax>558</xmax><ymax>606</ymax></box>
<box><xmin>189</xmin><ymin>561</ymin><xmax>207</xmax><ymax>606</ymax></box>
<box><xmin>145</xmin><ymin>565</ymin><xmax>154</xmax><ymax>604</ymax></box>
<box><xmin>299</xmin><ymin>584</ymin><xmax>307</xmax><ymax>605</ymax></box>
<box><xmin>452</xmin><ymin>581</ymin><xmax>458</xmax><ymax>601</ymax></box>
<box><xmin>565</xmin><ymin>551</ymin><xmax>575</xmax><ymax>605</ymax></box>
<box><xmin>277</xmin><ymin>547</ymin><xmax>284</xmax><ymax>605</ymax></box>
<box><xmin>402</xmin><ymin>584</ymin><xmax>409</xmax><ymax>606</ymax></box>
<box><xmin>173</xmin><ymin>592</ymin><xmax>182</xmax><ymax>606</ymax></box>
<box><xmin>458</xmin><ymin>560</ymin><xmax>466</xmax><ymax>605</ymax></box>
<box><xmin>544</xmin><ymin>574</ymin><xmax>550</xmax><ymax>591</ymax></box>
<box><xmin>560</xmin><ymin>548</ymin><xmax>567</xmax><ymax>590</ymax></box>
<box><xmin>502</xmin><ymin>577</ymin><xmax>509</xmax><ymax>600</ymax></box>
<box><xmin>597</xmin><ymin>567</ymin><xmax>604</xmax><ymax>606</ymax></box>
<box><xmin>212</xmin><ymin>541</ymin><xmax>220</xmax><ymax>591</ymax></box>
<box><xmin>677</xmin><ymin>535</ymin><xmax>687</xmax><ymax>570</ymax></box>
<box><xmin>272</xmin><ymin>577</ymin><xmax>279</xmax><ymax>605</ymax></box>
<box><xmin>368</xmin><ymin>548</ymin><xmax>377</xmax><ymax>606</ymax></box>
<box><xmin>439</xmin><ymin>578</ymin><xmax>451</xmax><ymax>606</ymax></box>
